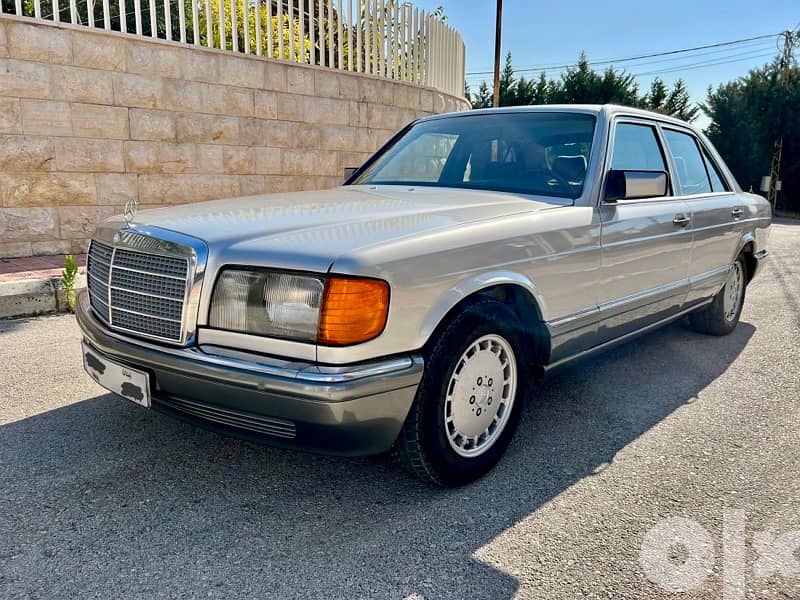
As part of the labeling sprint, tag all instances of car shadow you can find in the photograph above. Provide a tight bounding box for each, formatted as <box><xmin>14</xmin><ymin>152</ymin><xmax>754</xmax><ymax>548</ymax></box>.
<box><xmin>0</xmin><ymin>321</ymin><xmax>755</xmax><ymax>599</ymax></box>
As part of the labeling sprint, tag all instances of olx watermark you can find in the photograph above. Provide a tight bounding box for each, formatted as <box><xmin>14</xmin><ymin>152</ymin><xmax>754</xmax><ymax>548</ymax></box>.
<box><xmin>640</xmin><ymin>511</ymin><xmax>800</xmax><ymax>597</ymax></box>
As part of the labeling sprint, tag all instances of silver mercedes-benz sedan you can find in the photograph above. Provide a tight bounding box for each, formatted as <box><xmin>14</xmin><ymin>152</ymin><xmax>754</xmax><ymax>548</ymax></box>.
<box><xmin>77</xmin><ymin>105</ymin><xmax>771</xmax><ymax>486</ymax></box>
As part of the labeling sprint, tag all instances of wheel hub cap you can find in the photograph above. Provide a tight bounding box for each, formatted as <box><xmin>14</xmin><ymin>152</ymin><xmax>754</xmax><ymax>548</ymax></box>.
<box><xmin>444</xmin><ymin>334</ymin><xmax>517</xmax><ymax>458</ymax></box>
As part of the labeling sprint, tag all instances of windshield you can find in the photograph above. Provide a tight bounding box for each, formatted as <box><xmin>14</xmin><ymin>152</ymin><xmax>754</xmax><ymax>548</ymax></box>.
<box><xmin>352</xmin><ymin>111</ymin><xmax>597</xmax><ymax>199</ymax></box>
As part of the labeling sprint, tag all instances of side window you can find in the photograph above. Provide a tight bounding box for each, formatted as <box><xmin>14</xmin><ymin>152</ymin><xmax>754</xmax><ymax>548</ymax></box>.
<box><xmin>662</xmin><ymin>129</ymin><xmax>712</xmax><ymax>195</ymax></box>
<box><xmin>700</xmin><ymin>147</ymin><xmax>730</xmax><ymax>192</ymax></box>
<box><xmin>610</xmin><ymin>123</ymin><xmax>667</xmax><ymax>172</ymax></box>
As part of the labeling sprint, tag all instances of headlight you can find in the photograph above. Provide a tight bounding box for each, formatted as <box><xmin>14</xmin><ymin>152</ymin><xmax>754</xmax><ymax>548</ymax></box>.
<box><xmin>209</xmin><ymin>269</ymin><xmax>389</xmax><ymax>346</ymax></box>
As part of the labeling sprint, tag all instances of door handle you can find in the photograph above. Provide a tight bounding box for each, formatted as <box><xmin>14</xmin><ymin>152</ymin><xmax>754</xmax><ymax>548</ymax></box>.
<box><xmin>673</xmin><ymin>214</ymin><xmax>691</xmax><ymax>227</ymax></box>
<box><xmin>731</xmin><ymin>207</ymin><xmax>744</xmax><ymax>218</ymax></box>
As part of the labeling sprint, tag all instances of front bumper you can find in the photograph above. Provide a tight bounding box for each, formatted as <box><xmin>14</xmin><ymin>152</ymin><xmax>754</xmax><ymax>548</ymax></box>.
<box><xmin>76</xmin><ymin>292</ymin><xmax>423</xmax><ymax>456</ymax></box>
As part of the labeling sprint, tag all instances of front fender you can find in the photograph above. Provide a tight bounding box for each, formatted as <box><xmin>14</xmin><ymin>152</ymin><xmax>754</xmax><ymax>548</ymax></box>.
<box><xmin>418</xmin><ymin>271</ymin><xmax>545</xmax><ymax>347</ymax></box>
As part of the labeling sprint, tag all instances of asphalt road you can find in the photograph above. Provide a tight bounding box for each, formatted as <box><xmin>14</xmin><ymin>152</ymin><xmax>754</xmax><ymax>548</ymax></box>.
<box><xmin>1</xmin><ymin>221</ymin><xmax>799</xmax><ymax>600</ymax></box>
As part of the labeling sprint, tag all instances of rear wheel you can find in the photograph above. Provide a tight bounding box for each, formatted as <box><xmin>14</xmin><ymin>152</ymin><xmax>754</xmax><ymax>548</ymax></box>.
<box><xmin>394</xmin><ymin>299</ymin><xmax>528</xmax><ymax>487</ymax></box>
<box><xmin>688</xmin><ymin>256</ymin><xmax>747</xmax><ymax>336</ymax></box>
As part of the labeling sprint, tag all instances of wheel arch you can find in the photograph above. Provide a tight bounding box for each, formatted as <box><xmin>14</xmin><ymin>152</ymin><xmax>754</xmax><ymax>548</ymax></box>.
<box><xmin>734</xmin><ymin>233</ymin><xmax>757</xmax><ymax>283</ymax></box>
<box><xmin>419</xmin><ymin>272</ymin><xmax>551</xmax><ymax>367</ymax></box>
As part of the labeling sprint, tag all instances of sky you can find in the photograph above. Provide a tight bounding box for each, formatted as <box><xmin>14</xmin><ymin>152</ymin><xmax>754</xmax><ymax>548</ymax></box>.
<box><xmin>412</xmin><ymin>0</ymin><xmax>798</xmax><ymax>126</ymax></box>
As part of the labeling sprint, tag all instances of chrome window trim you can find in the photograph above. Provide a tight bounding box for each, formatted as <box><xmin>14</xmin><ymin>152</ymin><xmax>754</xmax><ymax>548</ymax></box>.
<box><xmin>695</xmin><ymin>132</ymin><xmax>739</xmax><ymax>192</ymax></box>
<box><xmin>656</xmin><ymin>123</ymin><xmax>735</xmax><ymax>193</ymax></box>
<box><xmin>91</xmin><ymin>221</ymin><xmax>209</xmax><ymax>346</ymax></box>
<box><xmin>595</xmin><ymin>111</ymin><xmax>737</xmax><ymax>207</ymax></box>
<box><xmin>659</xmin><ymin>126</ymin><xmax>718</xmax><ymax>197</ymax></box>
<box><xmin>681</xmin><ymin>191</ymin><xmax>737</xmax><ymax>201</ymax></box>
<box><xmin>597</xmin><ymin>116</ymin><xmax>676</xmax><ymax>206</ymax></box>
<box><xmin>357</xmin><ymin>108</ymin><xmax>603</xmax><ymax>208</ymax></box>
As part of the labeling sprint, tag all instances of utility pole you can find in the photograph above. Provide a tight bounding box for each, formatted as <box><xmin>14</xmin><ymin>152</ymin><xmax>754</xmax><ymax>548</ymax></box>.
<box><xmin>492</xmin><ymin>0</ymin><xmax>503</xmax><ymax>107</ymax></box>
<box><xmin>767</xmin><ymin>28</ymin><xmax>796</xmax><ymax>208</ymax></box>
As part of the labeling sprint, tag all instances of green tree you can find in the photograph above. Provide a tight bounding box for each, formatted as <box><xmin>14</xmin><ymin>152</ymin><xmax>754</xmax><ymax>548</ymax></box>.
<box><xmin>644</xmin><ymin>78</ymin><xmax>669</xmax><ymax>112</ymax></box>
<box><xmin>471</xmin><ymin>81</ymin><xmax>492</xmax><ymax>109</ymax></box>
<box><xmin>703</xmin><ymin>60</ymin><xmax>799</xmax><ymax>209</ymax></box>
<box><xmin>498</xmin><ymin>51</ymin><xmax>517</xmax><ymax>106</ymax></box>
<box><xmin>467</xmin><ymin>52</ymin><xmax>702</xmax><ymax>123</ymax></box>
<box><xmin>664</xmin><ymin>79</ymin><xmax>699</xmax><ymax>122</ymax></box>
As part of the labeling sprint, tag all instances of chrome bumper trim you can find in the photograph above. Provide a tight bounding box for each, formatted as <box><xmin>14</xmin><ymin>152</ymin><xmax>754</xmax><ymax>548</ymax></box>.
<box><xmin>77</xmin><ymin>290</ymin><xmax>423</xmax><ymax>396</ymax></box>
<box><xmin>183</xmin><ymin>345</ymin><xmax>416</xmax><ymax>384</ymax></box>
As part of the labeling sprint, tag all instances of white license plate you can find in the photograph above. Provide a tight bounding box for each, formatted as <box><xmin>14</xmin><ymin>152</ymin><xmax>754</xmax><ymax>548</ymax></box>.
<box><xmin>82</xmin><ymin>341</ymin><xmax>151</xmax><ymax>408</ymax></box>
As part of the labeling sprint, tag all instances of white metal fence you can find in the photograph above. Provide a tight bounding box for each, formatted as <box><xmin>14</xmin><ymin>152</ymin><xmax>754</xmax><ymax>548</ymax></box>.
<box><xmin>0</xmin><ymin>0</ymin><xmax>465</xmax><ymax>97</ymax></box>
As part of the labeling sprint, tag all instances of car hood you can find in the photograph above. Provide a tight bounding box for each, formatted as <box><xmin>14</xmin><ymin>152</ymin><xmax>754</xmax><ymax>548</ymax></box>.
<box><xmin>131</xmin><ymin>185</ymin><xmax>564</xmax><ymax>272</ymax></box>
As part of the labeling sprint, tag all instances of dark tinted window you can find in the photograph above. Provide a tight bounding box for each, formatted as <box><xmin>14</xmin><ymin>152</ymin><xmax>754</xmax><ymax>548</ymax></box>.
<box><xmin>353</xmin><ymin>112</ymin><xmax>597</xmax><ymax>199</ymax></box>
<box><xmin>701</xmin><ymin>147</ymin><xmax>730</xmax><ymax>192</ymax></box>
<box><xmin>610</xmin><ymin>124</ymin><xmax>666</xmax><ymax>171</ymax></box>
<box><xmin>663</xmin><ymin>129</ymin><xmax>712</xmax><ymax>195</ymax></box>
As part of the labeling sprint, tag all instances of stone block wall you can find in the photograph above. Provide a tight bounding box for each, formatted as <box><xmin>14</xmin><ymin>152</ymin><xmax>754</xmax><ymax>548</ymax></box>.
<box><xmin>0</xmin><ymin>16</ymin><xmax>469</xmax><ymax>258</ymax></box>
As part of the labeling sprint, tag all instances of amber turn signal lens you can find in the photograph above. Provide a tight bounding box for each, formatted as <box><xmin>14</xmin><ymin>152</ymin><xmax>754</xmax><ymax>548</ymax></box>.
<box><xmin>318</xmin><ymin>277</ymin><xmax>389</xmax><ymax>346</ymax></box>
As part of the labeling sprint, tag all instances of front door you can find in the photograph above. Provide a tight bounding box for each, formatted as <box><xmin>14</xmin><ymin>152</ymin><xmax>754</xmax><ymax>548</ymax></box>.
<box><xmin>597</xmin><ymin>120</ymin><xmax>693</xmax><ymax>343</ymax></box>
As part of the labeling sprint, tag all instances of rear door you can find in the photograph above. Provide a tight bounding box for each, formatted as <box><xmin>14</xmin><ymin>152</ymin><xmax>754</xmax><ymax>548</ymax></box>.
<box><xmin>660</xmin><ymin>127</ymin><xmax>741</xmax><ymax>303</ymax></box>
<box><xmin>597</xmin><ymin>119</ymin><xmax>692</xmax><ymax>343</ymax></box>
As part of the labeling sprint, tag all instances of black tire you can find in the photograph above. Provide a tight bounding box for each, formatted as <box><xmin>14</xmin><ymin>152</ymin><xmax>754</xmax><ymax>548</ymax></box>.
<box><xmin>688</xmin><ymin>255</ymin><xmax>747</xmax><ymax>336</ymax></box>
<box><xmin>394</xmin><ymin>298</ymin><xmax>529</xmax><ymax>487</ymax></box>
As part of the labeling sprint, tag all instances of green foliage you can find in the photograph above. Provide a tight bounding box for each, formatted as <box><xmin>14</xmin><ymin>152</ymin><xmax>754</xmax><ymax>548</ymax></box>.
<box><xmin>498</xmin><ymin>51</ymin><xmax>516</xmax><ymax>107</ymax></box>
<box><xmin>662</xmin><ymin>79</ymin><xmax>699</xmax><ymax>122</ymax></box>
<box><xmin>198</xmin><ymin>1</ymin><xmax>311</xmax><ymax>61</ymax></box>
<box><xmin>61</xmin><ymin>254</ymin><xmax>78</xmax><ymax>312</ymax></box>
<box><xmin>703</xmin><ymin>61</ymin><xmax>800</xmax><ymax>210</ymax></box>
<box><xmin>469</xmin><ymin>52</ymin><xmax>700</xmax><ymax>122</ymax></box>
<box><xmin>644</xmin><ymin>78</ymin><xmax>669</xmax><ymax>112</ymax></box>
<box><xmin>472</xmin><ymin>81</ymin><xmax>492</xmax><ymax>109</ymax></box>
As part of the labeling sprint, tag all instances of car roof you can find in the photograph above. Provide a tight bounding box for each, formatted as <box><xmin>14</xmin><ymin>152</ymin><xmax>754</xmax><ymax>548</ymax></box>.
<box><xmin>419</xmin><ymin>104</ymin><xmax>696</xmax><ymax>129</ymax></box>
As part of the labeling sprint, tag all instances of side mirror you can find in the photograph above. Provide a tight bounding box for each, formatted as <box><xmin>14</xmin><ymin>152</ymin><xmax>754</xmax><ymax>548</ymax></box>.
<box><xmin>605</xmin><ymin>170</ymin><xmax>668</xmax><ymax>202</ymax></box>
<box><xmin>343</xmin><ymin>167</ymin><xmax>358</xmax><ymax>182</ymax></box>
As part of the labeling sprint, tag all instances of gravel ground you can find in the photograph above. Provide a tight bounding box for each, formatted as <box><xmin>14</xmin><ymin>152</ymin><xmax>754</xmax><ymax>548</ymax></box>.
<box><xmin>1</xmin><ymin>221</ymin><xmax>798</xmax><ymax>600</ymax></box>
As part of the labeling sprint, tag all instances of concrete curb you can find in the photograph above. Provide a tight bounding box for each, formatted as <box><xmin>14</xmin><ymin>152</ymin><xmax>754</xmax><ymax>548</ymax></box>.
<box><xmin>0</xmin><ymin>274</ymin><xmax>87</xmax><ymax>319</ymax></box>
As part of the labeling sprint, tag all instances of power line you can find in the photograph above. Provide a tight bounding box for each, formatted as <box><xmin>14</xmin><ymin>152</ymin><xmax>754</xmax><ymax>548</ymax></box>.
<box><xmin>608</xmin><ymin>39</ymin><xmax>772</xmax><ymax>68</ymax></box>
<box><xmin>465</xmin><ymin>32</ymin><xmax>781</xmax><ymax>76</ymax></box>
<box><xmin>631</xmin><ymin>50</ymin><xmax>778</xmax><ymax>78</ymax></box>
<box><xmin>469</xmin><ymin>36</ymin><xmax>773</xmax><ymax>75</ymax></box>
<box><xmin>467</xmin><ymin>33</ymin><xmax>778</xmax><ymax>75</ymax></box>
<box><xmin>464</xmin><ymin>41</ymin><xmax>776</xmax><ymax>82</ymax></box>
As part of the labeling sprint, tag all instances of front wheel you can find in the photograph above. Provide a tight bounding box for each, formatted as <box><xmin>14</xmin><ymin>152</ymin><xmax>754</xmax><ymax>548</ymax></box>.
<box><xmin>688</xmin><ymin>256</ymin><xmax>747</xmax><ymax>336</ymax></box>
<box><xmin>394</xmin><ymin>299</ymin><xmax>528</xmax><ymax>487</ymax></box>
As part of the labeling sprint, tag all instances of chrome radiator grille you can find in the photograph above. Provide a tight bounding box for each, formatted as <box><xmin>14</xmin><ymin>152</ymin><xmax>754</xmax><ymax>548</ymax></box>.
<box><xmin>87</xmin><ymin>240</ymin><xmax>190</xmax><ymax>343</ymax></box>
